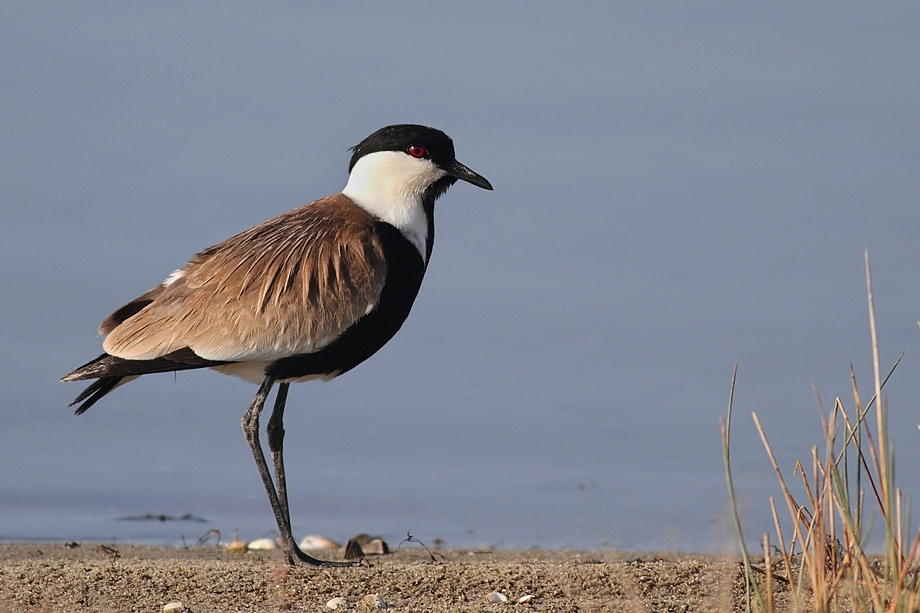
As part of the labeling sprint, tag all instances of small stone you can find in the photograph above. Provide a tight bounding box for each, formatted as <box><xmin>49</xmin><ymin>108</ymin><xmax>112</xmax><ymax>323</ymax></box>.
<box><xmin>223</xmin><ymin>539</ymin><xmax>248</xmax><ymax>554</ymax></box>
<box><xmin>300</xmin><ymin>534</ymin><xmax>340</xmax><ymax>549</ymax></box>
<box><xmin>517</xmin><ymin>594</ymin><xmax>534</xmax><ymax>604</ymax></box>
<box><xmin>343</xmin><ymin>538</ymin><xmax>364</xmax><ymax>560</ymax></box>
<box><xmin>326</xmin><ymin>597</ymin><xmax>351</xmax><ymax>610</ymax></box>
<box><xmin>162</xmin><ymin>602</ymin><xmax>186</xmax><ymax>612</ymax></box>
<box><xmin>487</xmin><ymin>591</ymin><xmax>509</xmax><ymax>603</ymax></box>
<box><xmin>361</xmin><ymin>538</ymin><xmax>390</xmax><ymax>555</ymax></box>
<box><xmin>247</xmin><ymin>537</ymin><xmax>277</xmax><ymax>551</ymax></box>
<box><xmin>348</xmin><ymin>533</ymin><xmax>376</xmax><ymax>545</ymax></box>
<box><xmin>359</xmin><ymin>593</ymin><xmax>388</xmax><ymax>609</ymax></box>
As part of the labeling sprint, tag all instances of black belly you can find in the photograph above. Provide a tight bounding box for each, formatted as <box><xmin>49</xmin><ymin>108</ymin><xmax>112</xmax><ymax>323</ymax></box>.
<box><xmin>267</xmin><ymin>222</ymin><xmax>427</xmax><ymax>381</ymax></box>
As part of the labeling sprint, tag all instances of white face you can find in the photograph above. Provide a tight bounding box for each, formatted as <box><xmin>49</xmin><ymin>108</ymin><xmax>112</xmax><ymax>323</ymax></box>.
<box><xmin>342</xmin><ymin>150</ymin><xmax>447</xmax><ymax>259</ymax></box>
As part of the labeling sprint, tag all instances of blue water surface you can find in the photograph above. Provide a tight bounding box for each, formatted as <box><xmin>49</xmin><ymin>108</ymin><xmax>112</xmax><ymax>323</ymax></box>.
<box><xmin>2</xmin><ymin>3</ymin><xmax>919</xmax><ymax>553</ymax></box>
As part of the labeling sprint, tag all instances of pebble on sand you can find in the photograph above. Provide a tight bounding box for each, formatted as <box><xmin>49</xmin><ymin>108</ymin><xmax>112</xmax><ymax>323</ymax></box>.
<box><xmin>359</xmin><ymin>593</ymin><xmax>388</xmax><ymax>609</ymax></box>
<box><xmin>487</xmin><ymin>591</ymin><xmax>509</xmax><ymax>603</ymax></box>
<box><xmin>300</xmin><ymin>534</ymin><xmax>340</xmax><ymax>550</ymax></box>
<box><xmin>361</xmin><ymin>538</ymin><xmax>390</xmax><ymax>555</ymax></box>
<box><xmin>517</xmin><ymin>594</ymin><xmax>535</xmax><ymax>604</ymax></box>
<box><xmin>162</xmin><ymin>602</ymin><xmax>187</xmax><ymax>612</ymax></box>
<box><xmin>223</xmin><ymin>539</ymin><xmax>248</xmax><ymax>555</ymax></box>
<box><xmin>342</xmin><ymin>535</ymin><xmax>390</xmax><ymax>559</ymax></box>
<box><xmin>326</xmin><ymin>596</ymin><xmax>350</xmax><ymax>610</ymax></box>
<box><xmin>246</xmin><ymin>537</ymin><xmax>277</xmax><ymax>551</ymax></box>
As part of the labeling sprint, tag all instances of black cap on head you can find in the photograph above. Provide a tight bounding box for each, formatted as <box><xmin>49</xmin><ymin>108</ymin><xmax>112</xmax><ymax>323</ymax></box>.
<box><xmin>350</xmin><ymin>124</ymin><xmax>493</xmax><ymax>191</ymax></box>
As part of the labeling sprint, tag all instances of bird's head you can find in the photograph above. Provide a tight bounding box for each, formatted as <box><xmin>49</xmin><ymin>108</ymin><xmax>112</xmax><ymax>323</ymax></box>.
<box><xmin>342</xmin><ymin>124</ymin><xmax>492</xmax><ymax>261</ymax></box>
<box><xmin>344</xmin><ymin>124</ymin><xmax>492</xmax><ymax>209</ymax></box>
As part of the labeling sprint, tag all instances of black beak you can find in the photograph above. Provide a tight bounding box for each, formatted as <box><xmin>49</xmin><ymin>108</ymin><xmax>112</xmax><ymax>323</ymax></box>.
<box><xmin>446</xmin><ymin>160</ymin><xmax>493</xmax><ymax>190</ymax></box>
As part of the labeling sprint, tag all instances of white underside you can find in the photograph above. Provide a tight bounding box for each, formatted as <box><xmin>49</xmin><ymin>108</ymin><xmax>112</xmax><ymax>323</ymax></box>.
<box><xmin>188</xmin><ymin>330</ymin><xmax>342</xmax><ymax>363</ymax></box>
<box><xmin>211</xmin><ymin>361</ymin><xmax>335</xmax><ymax>384</ymax></box>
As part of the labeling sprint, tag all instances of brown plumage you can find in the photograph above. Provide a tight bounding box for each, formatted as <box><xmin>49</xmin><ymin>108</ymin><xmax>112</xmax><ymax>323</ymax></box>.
<box><xmin>90</xmin><ymin>195</ymin><xmax>387</xmax><ymax>373</ymax></box>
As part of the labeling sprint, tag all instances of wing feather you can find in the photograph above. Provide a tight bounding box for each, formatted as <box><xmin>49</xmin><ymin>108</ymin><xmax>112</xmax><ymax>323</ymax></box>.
<box><xmin>101</xmin><ymin>195</ymin><xmax>387</xmax><ymax>363</ymax></box>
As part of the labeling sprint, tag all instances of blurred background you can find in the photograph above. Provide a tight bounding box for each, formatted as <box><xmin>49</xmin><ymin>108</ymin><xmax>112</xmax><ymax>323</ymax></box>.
<box><xmin>2</xmin><ymin>3</ymin><xmax>919</xmax><ymax>551</ymax></box>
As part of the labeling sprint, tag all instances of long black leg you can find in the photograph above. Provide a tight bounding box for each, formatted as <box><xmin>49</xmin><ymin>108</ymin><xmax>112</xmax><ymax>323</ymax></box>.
<box><xmin>241</xmin><ymin>375</ymin><xmax>279</xmax><ymax>521</ymax></box>
<box><xmin>266</xmin><ymin>382</ymin><xmax>292</xmax><ymax>534</ymax></box>
<box><xmin>243</xmin><ymin>377</ymin><xmax>349</xmax><ymax>567</ymax></box>
<box><xmin>265</xmin><ymin>382</ymin><xmax>300</xmax><ymax>562</ymax></box>
<box><xmin>240</xmin><ymin>377</ymin><xmax>292</xmax><ymax>557</ymax></box>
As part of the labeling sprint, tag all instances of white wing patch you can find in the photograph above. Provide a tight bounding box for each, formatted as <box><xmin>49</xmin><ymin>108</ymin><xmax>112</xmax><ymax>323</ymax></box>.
<box><xmin>162</xmin><ymin>269</ymin><xmax>185</xmax><ymax>286</ymax></box>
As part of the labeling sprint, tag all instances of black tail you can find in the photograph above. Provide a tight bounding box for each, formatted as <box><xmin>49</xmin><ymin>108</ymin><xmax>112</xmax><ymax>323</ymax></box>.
<box><xmin>69</xmin><ymin>376</ymin><xmax>125</xmax><ymax>415</ymax></box>
<box><xmin>62</xmin><ymin>353</ymin><xmax>124</xmax><ymax>382</ymax></box>
<box><xmin>63</xmin><ymin>348</ymin><xmax>230</xmax><ymax>414</ymax></box>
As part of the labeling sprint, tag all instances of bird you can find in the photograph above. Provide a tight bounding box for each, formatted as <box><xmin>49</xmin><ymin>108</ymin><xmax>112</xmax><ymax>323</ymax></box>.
<box><xmin>62</xmin><ymin>124</ymin><xmax>493</xmax><ymax>566</ymax></box>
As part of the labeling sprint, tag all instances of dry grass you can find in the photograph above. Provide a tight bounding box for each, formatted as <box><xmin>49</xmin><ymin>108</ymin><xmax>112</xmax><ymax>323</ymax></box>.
<box><xmin>723</xmin><ymin>252</ymin><xmax>920</xmax><ymax>613</ymax></box>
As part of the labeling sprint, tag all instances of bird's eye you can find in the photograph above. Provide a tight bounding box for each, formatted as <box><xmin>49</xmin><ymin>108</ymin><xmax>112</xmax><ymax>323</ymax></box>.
<box><xmin>407</xmin><ymin>144</ymin><xmax>427</xmax><ymax>158</ymax></box>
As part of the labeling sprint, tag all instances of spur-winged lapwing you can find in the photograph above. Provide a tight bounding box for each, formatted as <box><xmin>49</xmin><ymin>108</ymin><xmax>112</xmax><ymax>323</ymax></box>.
<box><xmin>63</xmin><ymin>124</ymin><xmax>493</xmax><ymax>566</ymax></box>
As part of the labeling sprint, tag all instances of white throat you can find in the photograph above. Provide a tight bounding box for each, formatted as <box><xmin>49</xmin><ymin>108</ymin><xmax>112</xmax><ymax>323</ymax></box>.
<box><xmin>342</xmin><ymin>150</ymin><xmax>445</xmax><ymax>260</ymax></box>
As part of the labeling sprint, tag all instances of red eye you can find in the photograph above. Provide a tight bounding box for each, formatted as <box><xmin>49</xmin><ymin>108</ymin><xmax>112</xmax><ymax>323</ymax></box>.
<box><xmin>407</xmin><ymin>144</ymin><xmax>427</xmax><ymax>158</ymax></box>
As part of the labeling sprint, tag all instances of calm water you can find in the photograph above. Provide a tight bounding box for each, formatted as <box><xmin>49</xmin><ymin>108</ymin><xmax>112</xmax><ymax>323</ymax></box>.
<box><xmin>2</xmin><ymin>4</ymin><xmax>920</xmax><ymax>552</ymax></box>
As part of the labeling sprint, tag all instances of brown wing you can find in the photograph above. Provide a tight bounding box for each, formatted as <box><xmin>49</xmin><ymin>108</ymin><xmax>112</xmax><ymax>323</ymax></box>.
<box><xmin>99</xmin><ymin>285</ymin><xmax>165</xmax><ymax>335</ymax></box>
<box><xmin>101</xmin><ymin>194</ymin><xmax>388</xmax><ymax>363</ymax></box>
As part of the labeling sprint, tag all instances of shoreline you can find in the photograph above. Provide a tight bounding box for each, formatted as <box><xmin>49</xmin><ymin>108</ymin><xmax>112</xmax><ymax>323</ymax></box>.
<box><xmin>0</xmin><ymin>542</ymin><xmax>743</xmax><ymax>612</ymax></box>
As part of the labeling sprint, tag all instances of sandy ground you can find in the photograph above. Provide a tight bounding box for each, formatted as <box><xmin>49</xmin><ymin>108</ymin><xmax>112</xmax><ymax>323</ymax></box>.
<box><xmin>0</xmin><ymin>543</ymin><xmax>748</xmax><ymax>612</ymax></box>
